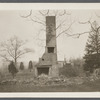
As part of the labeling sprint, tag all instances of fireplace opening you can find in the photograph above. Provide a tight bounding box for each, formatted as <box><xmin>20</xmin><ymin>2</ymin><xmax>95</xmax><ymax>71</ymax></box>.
<box><xmin>42</xmin><ymin>58</ymin><xmax>44</xmax><ymax>61</ymax></box>
<box><xmin>37</xmin><ymin>67</ymin><xmax>49</xmax><ymax>75</ymax></box>
<box><xmin>48</xmin><ymin>47</ymin><xmax>54</xmax><ymax>53</ymax></box>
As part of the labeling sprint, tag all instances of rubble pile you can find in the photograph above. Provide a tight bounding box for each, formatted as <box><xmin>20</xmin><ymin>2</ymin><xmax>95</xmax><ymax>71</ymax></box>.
<box><xmin>84</xmin><ymin>74</ymin><xmax>100</xmax><ymax>82</ymax></box>
<box><xmin>0</xmin><ymin>79</ymin><xmax>17</xmax><ymax>85</ymax></box>
<box><xmin>0</xmin><ymin>74</ymin><xmax>100</xmax><ymax>86</ymax></box>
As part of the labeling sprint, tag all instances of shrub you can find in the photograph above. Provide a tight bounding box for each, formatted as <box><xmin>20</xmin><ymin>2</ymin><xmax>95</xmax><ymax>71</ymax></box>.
<box><xmin>19</xmin><ymin>62</ymin><xmax>24</xmax><ymax>70</ymax></box>
<box><xmin>59</xmin><ymin>63</ymin><xmax>84</xmax><ymax>77</ymax></box>
<box><xmin>59</xmin><ymin>66</ymin><xmax>78</xmax><ymax>77</ymax></box>
<box><xmin>8</xmin><ymin>61</ymin><xmax>18</xmax><ymax>78</ymax></box>
<box><xmin>28</xmin><ymin>61</ymin><xmax>33</xmax><ymax>72</ymax></box>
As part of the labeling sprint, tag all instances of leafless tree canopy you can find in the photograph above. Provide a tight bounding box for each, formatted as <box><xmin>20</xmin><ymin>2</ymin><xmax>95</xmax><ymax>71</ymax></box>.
<box><xmin>20</xmin><ymin>10</ymin><xmax>75</xmax><ymax>48</ymax></box>
<box><xmin>0</xmin><ymin>36</ymin><xmax>33</xmax><ymax>66</ymax></box>
<box><xmin>20</xmin><ymin>10</ymin><xmax>100</xmax><ymax>50</ymax></box>
<box><xmin>20</xmin><ymin>10</ymin><xmax>73</xmax><ymax>37</ymax></box>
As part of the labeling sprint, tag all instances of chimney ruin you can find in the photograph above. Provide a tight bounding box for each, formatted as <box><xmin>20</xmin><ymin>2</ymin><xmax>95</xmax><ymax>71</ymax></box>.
<box><xmin>35</xmin><ymin>16</ymin><xmax>59</xmax><ymax>77</ymax></box>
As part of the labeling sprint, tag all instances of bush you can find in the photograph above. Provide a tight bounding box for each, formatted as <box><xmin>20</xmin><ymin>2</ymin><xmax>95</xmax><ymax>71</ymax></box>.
<box><xmin>59</xmin><ymin>63</ymin><xmax>84</xmax><ymax>77</ymax></box>
<box><xmin>28</xmin><ymin>61</ymin><xmax>33</xmax><ymax>72</ymax></box>
<box><xmin>59</xmin><ymin>66</ymin><xmax>77</xmax><ymax>77</ymax></box>
<box><xmin>8</xmin><ymin>61</ymin><xmax>18</xmax><ymax>78</ymax></box>
<box><xmin>19</xmin><ymin>62</ymin><xmax>24</xmax><ymax>70</ymax></box>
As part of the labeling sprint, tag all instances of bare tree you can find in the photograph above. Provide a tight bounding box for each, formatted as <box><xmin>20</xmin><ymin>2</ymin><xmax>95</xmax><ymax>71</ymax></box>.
<box><xmin>0</xmin><ymin>36</ymin><xmax>33</xmax><ymax>67</ymax></box>
<box><xmin>20</xmin><ymin>10</ymin><xmax>100</xmax><ymax>39</ymax></box>
<box><xmin>20</xmin><ymin>10</ymin><xmax>100</xmax><ymax>58</ymax></box>
<box><xmin>20</xmin><ymin>10</ymin><xmax>73</xmax><ymax>39</ymax></box>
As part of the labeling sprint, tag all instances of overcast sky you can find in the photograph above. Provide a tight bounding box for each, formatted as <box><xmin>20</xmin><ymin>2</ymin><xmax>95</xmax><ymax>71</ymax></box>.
<box><xmin>0</xmin><ymin>10</ymin><xmax>100</xmax><ymax>63</ymax></box>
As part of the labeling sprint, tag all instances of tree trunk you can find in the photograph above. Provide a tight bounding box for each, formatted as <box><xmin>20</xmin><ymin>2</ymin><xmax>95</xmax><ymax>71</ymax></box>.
<box><xmin>14</xmin><ymin>58</ymin><xmax>17</xmax><ymax>67</ymax></box>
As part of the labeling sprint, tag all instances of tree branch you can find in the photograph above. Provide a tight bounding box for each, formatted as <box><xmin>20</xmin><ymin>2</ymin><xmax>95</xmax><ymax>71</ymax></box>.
<box><xmin>34</xmin><ymin>16</ymin><xmax>45</xmax><ymax>23</ymax></box>
<box><xmin>88</xmin><ymin>21</ymin><xmax>97</xmax><ymax>32</ymax></box>
<box><xmin>56</xmin><ymin>20</ymin><xmax>65</xmax><ymax>30</ymax></box>
<box><xmin>39</xmin><ymin>11</ymin><xmax>46</xmax><ymax>16</ymax></box>
<box><xmin>20</xmin><ymin>10</ymin><xmax>32</xmax><ymax>18</ymax></box>
<box><xmin>7</xmin><ymin>50</ymin><xmax>15</xmax><ymax>59</ymax></box>
<box><xmin>95</xmin><ymin>12</ymin><xmax>100</xmax><ymax>18</ymax></box>
<box><xmin>30</xmin><ymin>17</ymin><xmax>45</xmax><ymax>26</ymax></box>
<box><xmin>59</xmin><ymin>10</ymin><xmax>66</xmax><ymax>16</ymax></box>
<box><xmin>0</xmin><ymin>54</ymin><xmax>11</xmax><ymax>62</ymax></box>
<box><xmin>16</xmin><ymin>50</ymin><xmax>32</xmax><ymax>59</ymax></box>
<box><xmin>65</xmin><ymin>31</ymin><xmax>92</xmax><ymax>38</ymax></box>
<box><xmin>39</xmin><ymin>10</ymin><xmax>49</xmax><ymax>16</ymax></box>
<box><xmin>56</xmin><ymin>21</ymin><xmax>75</xmax><ymax>38</ymax></box>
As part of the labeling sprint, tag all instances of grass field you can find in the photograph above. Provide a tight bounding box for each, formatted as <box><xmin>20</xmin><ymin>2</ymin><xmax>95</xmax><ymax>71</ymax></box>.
<box><xmin>0</xmin><ymin>70</ymin><xmax>100</xmax><ymax>92</ymax></box>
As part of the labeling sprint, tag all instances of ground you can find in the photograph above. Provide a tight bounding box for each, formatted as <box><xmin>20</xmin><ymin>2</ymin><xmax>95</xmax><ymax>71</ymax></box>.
<box><xmin>0</xmin><ymin>70</ymin><xmax>100</xmax><ymax>92</ymax></box>
<box><xmin>1</xmin><ymin>80</ymin><xmax>100</xmax><ymax>92</ymax></box>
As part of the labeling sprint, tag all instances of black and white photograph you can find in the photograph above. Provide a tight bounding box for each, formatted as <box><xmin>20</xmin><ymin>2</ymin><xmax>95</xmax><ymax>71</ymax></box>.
<box><xmin>0</xmin><ymin>3</ymin><xmax>100</xmax><ymax>96</ymax></box>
